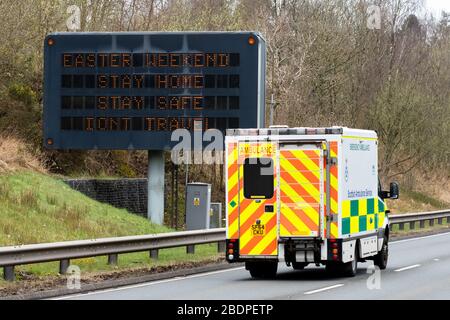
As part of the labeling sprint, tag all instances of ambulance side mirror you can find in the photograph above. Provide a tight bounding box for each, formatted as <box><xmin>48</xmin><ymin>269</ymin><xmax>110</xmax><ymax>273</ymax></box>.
<box><xmin>389</xmin><ymin>182</ymin><xmax>399</xmax><ymax>200</ymax></box>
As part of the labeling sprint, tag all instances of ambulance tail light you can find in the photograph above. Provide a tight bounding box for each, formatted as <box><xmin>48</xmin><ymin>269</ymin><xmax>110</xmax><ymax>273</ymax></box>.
<box><xmin>226</xmin><ymin>239</ymin><xmax>239</xmax><ymax>262</ymax></box>
<box><xmin>328</xmin><ymin>239</ymin><xmax>341</xmax><ymax>262</ymax></box>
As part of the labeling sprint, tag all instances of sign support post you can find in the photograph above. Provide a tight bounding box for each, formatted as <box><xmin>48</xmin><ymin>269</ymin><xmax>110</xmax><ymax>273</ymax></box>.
<box><xmin>148</xmin><ymin>150</ymin><xmax>165</xmax><ymax>224</ymax></box>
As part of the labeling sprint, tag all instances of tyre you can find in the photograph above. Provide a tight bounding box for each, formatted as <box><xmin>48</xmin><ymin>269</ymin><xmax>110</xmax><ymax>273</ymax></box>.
<box><xmin>325</xmin><ymin>262</ymin><xmax>340</xmax><ymax>274</ymax></box>
<box><xmin>341</xmin><ymin>252</ymin><xmax>358</xmax><ymax>277</ymax></box>
<box><xmin>326</xmin><ymin>244</ymin><xmax>358</xmax><ymax>277</ymax></box>
<box><xmin>292</xmin><ymin>262</ymin><xmax>308</xmax><ymax>270</ymax></box>
<box><xmin>374</xmin><ymin>235</ymin><xmax>389</xmax><ymax>270</ymax></box>
<box><xmin>246</xmin><ymin>261</ymin><xmax>278</xmax><ymax>279</ymax></box>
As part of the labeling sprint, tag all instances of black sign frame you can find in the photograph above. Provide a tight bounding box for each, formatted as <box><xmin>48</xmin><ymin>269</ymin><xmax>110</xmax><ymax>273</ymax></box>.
<box><xmin>43</xmin><ymin>32</ymin><xmax>266</xmax><ymax>150</ymax></box>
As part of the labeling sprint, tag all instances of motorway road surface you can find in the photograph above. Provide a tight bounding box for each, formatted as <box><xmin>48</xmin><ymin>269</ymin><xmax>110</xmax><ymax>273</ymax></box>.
<box><xmin>55</xmin><ymin>232</ymin><xmax>450</xmax><ymax>300</ymax></box>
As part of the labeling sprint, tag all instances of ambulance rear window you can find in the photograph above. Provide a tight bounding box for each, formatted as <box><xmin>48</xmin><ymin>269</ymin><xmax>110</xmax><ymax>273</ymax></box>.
<box><xmin>243</xmin><ymin>158</ymin><xmax>274</xmax><ymax>199</ymax></box>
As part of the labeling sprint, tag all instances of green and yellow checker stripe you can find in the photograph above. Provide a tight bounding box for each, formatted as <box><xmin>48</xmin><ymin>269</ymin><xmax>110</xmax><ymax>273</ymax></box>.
<box><xmin>341</xmin><ymin>197</ymin><xmax>387</xmax><ymax>235</ymax></box>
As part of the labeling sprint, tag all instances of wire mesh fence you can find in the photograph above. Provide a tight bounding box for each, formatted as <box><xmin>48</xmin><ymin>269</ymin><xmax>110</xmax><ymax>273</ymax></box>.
<box><xmin>65</xmin><ymin>179</ymin><xmax>148</xmax><ymax>217</ymax></box>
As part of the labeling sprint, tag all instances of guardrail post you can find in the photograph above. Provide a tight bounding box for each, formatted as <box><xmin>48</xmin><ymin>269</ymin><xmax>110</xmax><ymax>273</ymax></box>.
<box><xmin>399</xmin><ymin>223</ymin><xmax>404</xmax><ymax>230</ymax></box>
<box><xmin>3</xmin><ymin>266</ymin><xmax>15</xmax><ymax>281</ymax></box>
<box><xmin>59</xmin><ymin>259</ymin><xmax>70</xmax><ymax>275</ymax></box>
<box><xmin>438</xmin><ymin>218</ymin><xmax>443</xmax><ymax>225</ymax></box>
<box><xmin>150</xmin><ymin>249</ymin><xmax>159</xmax><ymax>260</ymax></box>
<box><xmin>108</xmin><ymin>254</ymin><xmax>118</xmax><ymax>265</ymax></box>
<box><xmin>187</xmin><ymin>245</ymin><xmax>195</xmax><ymax>254</ymax></box>
<box><xmin>448</xmin><ymin>217</ymin><xmax>450</xmax><ymax>224</ymax></box>
<box><xmin>409</xmin><ymin>222</ymin><xmax>415</xmax><ymax>230</ymax></box>
<box><xmin>429</xmin><ymin>219</ymin><xmax>434</xmax><ymax>227</ymax></box>
<box><xmin>420</xmin><ymin>220</ymin><xmax>425</xmax><ymax>229</ymax></box>
<box><xmin>218</xmin><ymin>241</ymin><xmax>226</xmax><ymax>253</ymax></box>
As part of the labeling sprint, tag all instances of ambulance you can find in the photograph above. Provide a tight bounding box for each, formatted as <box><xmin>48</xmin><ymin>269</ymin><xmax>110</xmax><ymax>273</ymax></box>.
<box><xmin>225</xmin><ymin>126</ymin><xmax>399</xmax><ymax>278</ymax></box>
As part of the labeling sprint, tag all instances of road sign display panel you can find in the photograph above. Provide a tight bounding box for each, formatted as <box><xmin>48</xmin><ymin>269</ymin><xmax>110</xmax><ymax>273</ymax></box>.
<box><xmin>43</xmin><ymin>32</ymin><xmax>266</xmax><ymax>150</ymax></box>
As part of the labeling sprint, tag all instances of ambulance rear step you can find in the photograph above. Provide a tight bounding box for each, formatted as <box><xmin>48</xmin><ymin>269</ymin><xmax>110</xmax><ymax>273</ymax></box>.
<box><xmin>283</xmin><ymin>239</ymin><xmax>321</xmax><ymax>264</ymax></box>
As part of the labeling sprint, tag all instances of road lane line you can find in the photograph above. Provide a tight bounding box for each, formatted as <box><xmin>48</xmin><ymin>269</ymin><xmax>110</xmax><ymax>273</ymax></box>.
<box><xmin>394</xmin><ymin>264</ymin><xmax>421</xmax><ymax>272</ymax></box>
<box><xmin>433</xmin><ymin>258</ymin><xmax>440</xmax><ymax>262</ymax></box>
<box><xmin>304</xmin><ymin>284</ymin><xmax>344</xmax><ymax>295</ymax></box>
<box><xmin>51</xmin><ymin>266</ymin><xmax>245</xmax><ymax>300</ymax></box>
<box><xmin>391</xmin><ymin>231</ymin><xmax>450</xmax><ymax>244</ymax></box>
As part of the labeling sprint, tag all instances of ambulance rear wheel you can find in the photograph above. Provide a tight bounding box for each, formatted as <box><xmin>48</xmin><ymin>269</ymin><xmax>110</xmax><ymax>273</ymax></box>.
<box><xmin>341</xmin><ymin>253</ymin><xmax>358</xmax><ymax>277</ymax></box>
<box><xmin>341</xmin><ymin>243</ymin><xmax>358</xmax><ymax>277</ymax></box>
<box><xmin>325</xmin><ymin>262</ymin><xmax>340</xmax><ymax>275</ymax></box>
<box><xmin>326</xmin><ymin>247</ymin><xmax>358</xmax><ymax>277</ymax></box>
<box><xmin>374</xmin><ymin>236</ymin><xmax>389</xmax><ymax>270</ymax></box>
<box><xmin>246</xmin><ymin>261</ymin><xmax>278</xmax><ymax>279</ymax></box>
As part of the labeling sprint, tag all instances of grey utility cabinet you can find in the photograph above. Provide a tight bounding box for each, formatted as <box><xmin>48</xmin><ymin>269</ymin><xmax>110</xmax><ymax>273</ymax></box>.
<box><xmin>186</xmin><ymin>183</ymin><xmax>212</xmax><ymax>230</ymax></box>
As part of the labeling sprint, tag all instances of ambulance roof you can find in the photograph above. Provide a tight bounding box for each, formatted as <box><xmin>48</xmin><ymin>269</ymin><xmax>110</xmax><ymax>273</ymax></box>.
<box><xmin>226</xmin><ymin>126</ymin><xmax>377</xmax><ymax>139</ymax></box>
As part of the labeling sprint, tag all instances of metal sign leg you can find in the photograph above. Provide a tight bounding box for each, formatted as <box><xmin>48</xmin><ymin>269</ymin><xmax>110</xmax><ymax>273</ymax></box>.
<box><xmin>148</xmin><ymin>150</ymin><xmax>165</xmax><ymax>224</ymax></box>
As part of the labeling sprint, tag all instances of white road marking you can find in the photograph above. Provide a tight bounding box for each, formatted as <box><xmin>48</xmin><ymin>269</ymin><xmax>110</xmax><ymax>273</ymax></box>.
<box><xmin>394</xmin><ymin>264</ymin><xmax>421</xmax><ymax>272</ymax></box>
<box><xmin>391</xmin><ymin>231</ymin><xmax>450</xmax><ymax>244</ymax></box>
<box><xmin>50</xmin><ymin>267</ymin><xmax>245</xmax><ymax>300</ymax></box>
<box><xmin>304</xmin><ymin>284</ymin><xmax>344</xmax><ymax>295</ymax></box>
<box><xmin>433</xmin><ymin>258</ymin><xmax>440</xmax><ymax>262</ymax></box>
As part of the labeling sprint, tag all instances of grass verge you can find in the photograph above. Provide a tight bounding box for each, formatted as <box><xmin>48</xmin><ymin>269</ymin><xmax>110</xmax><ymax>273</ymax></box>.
<box><xmin>0</xmin><ymin>244</ymin><xmax>223</xmax><ymax>293</ymax></box>
<box><xmin>0</xmin><ymin>171</ymin><xmax>222</xmax><ymax>292</ymax></box>
<box><xmin>0</xmin><ymin>170</ymin><xmax>171</xmax><ymax>245</ymax></box>
<box><xmin>388</xmin><ymin>189</ymin><xmax>450</xmax><ymax>214</ymax></box>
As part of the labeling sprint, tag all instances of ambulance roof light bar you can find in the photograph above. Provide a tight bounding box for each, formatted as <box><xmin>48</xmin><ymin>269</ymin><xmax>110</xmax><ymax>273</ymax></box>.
<box><xmin>227</xmin><ymin>127</ymin><xmax>344</xmax><ymax>136</ymax></box>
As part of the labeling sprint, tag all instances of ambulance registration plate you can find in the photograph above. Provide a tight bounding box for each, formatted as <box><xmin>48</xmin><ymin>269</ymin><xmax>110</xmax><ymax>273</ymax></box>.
<box><xmin>251</xmin><ymin>224</ymin><xmax>265</xmax><ymax>236</ymax></box>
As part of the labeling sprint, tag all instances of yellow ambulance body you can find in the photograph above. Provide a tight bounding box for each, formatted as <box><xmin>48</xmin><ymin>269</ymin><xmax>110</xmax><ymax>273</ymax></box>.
<box><xmin>225</xmin><ymin>126</ymin><xmax>398</xmax><ymax>278</ymax></box>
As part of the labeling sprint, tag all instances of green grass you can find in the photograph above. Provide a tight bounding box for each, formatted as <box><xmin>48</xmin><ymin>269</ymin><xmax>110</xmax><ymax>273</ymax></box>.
<box><xmin>0</xmin><ymin>171</ymin><xmax>222</xmax><ymax>285</ymax></box>
<box><xmin>401</xmin><ymin>189</ymin><xmax>449</xmax><ymax>210</ymax></box>
<box><xmin>0</xmin><ymin>243</ymin><xmax>220</xmax><ymax>284</ymax></box>
<box><xmin>388</xmin><ymin>188</ymin><xmax>450</xmax><ymax>214</ymax></box>
<box><xmin>0</xmin><ymin>171</ymin><xmax>171</xmax><ymax>245</ymax></box>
